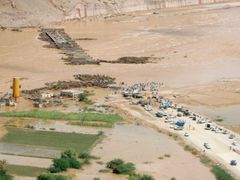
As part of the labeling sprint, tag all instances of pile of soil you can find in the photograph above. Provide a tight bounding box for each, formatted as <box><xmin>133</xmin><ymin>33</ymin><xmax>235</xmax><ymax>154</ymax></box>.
<box><xmin>100</xmin><ymin>56</ymin><xmax>151</xmax><ymax>64</ymax></box>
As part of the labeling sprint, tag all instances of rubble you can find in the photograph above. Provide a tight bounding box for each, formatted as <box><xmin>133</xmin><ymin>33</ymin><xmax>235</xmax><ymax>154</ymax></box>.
<box><xmin>100</xmin><ymin>56</ymin><xmax>151</xmax><ymax>64</ymax></box>
<box><xmin>73</xmin><ymin>74</ymin><xmax>116</xmax><ymax>88</ymax></box>
<box><xmin>0</xmin><ymin>93</ymin><xmax>17</xmax><ymax>107</ymax></box>
<box><xmin>22</xmin><ymin>74</ymin><xmax>116</xmax><ymax>100</ymax></box>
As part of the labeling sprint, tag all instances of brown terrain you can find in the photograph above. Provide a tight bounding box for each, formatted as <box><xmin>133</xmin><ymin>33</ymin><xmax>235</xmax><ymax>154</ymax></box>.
<box><xmin>0</xmin><ymin>0</ymin><xmax>240</xmax><ymax>179</ymax></box>
<box><xmin>1</xmin><ymin>1</ymin><xmax>240</xmax><ymax>107</ymax></box>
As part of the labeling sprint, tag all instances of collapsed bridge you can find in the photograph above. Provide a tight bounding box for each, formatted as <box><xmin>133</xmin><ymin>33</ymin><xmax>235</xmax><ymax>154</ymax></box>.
<box><xmin>39</xmin><ymin>28</ymin><xmax>99</xmax><ymax>65</ymax></box>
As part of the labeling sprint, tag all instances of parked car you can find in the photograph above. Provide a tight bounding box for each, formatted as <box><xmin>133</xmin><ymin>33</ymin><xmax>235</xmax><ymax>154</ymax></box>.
<box><xmin>164</xmin><ymin>119</ymin><xmax>171</xmax><ymax>123</ymax></box>
<box><xmin>144</xmin><ymin>105</ymin><xmax>152</xmax><ymax>111</ymax></box>
<box><xmin>155</xmin><ymin>112</ymin><xmax>167</xmax><ymax>117</ymax></box>
<box><xmin>229</xmin><ymin>134</ymin><xmax>235</xmax><ymax>139</ymax></box>
<box><xmin>174</xmin><ymin>126</ymin><xmax>183</xmax><ymax>130</ymax></box>
<box><xmin>230</xmin><ymin>160</ymin><xmax>237</xmax><ymax>166</ymax></box>
<box><xmin>184</xmin><ymin>132</ymin><xmax>189</xmax><ymax>137</ymax></box>
<box><xmin>204</xmin><ymin>142</ymin><xmax>211</xmax><ymax>149</ymax></box>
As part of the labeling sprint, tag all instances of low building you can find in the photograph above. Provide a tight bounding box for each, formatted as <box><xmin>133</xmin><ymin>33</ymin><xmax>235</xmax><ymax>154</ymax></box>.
<box><xmin>60</xmin><ymin>89</ymin><xmax>82</xmax><ymax>98</ymax></box>
<box><xmin>40</xmin><ymin>92</ymin><xmax>54</xmax><ymax>99</ymax></box>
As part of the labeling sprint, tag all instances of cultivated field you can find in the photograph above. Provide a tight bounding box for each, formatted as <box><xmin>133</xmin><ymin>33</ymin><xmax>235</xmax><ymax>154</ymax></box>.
<box><xmin>1</xmin><ymin>128</ymin><xmax>101</xmax><ymax>153</ymax></box>
<box><xmin>0</xmin><ymin>111</ymin><xmax>122</xmax><ymax>128</ymax></box>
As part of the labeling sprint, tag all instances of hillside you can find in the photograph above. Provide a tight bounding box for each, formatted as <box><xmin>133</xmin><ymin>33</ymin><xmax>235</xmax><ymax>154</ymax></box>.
<box><xmin>0</xmin><ymin>0</ymin><xmax>230</xmax><ymax>27</ymax></box>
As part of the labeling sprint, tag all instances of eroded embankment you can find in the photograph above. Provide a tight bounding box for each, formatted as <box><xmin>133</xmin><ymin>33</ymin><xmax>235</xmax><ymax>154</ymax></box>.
<box><xmin>0</xmin><ymin>0</ymin><xmax>232</xmax><ymax>27</ymax></box>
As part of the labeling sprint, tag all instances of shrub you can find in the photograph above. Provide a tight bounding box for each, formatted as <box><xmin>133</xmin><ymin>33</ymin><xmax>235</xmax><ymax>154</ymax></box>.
<box><xmin>112</xmin><ymin>162</ymin><xmax>135</xmax><ymax>175</ymax></box>
<box><xmin>79</xmin><ymin>152</ymin><xmax>91</xmax><ymax>159</ymax></box>
<box><xmin>61</xmin><ymin>150</ymin><xmax>77</xmax><ymax>159</ymax></box>
<box><xmin>129</xmin><ymin>174</ymin><xmax>155</xmax><ymax>180</ymax></box>
<box><xmin>171</xmin><ymin>178</ymin><xmax>176</xmax><ymax>180</ymax></box>
<box><xmin>48</xmin><ymin>166</ymin><xmax>61</xmax><ymax>173</ymax></box>
<box><xmin>200</xmin><ymin>155</ymin><xmax>212</xmax><ymax>166</ymax></box>
<box><xmin>106</xmin><ymin>159</ymin><xmax>124</xmax><ymax>170</ymax></box>
<box><xmin>0</xmin><ymin>172</ymin><xmax>13</xmax><ymax>180</ymax></box>
<box><xmin>107</xmin><ymin>159</ymin><xmax>135</xmax><ymax>175</ymax></box>
<box><xmin>37</xmin><ymin>173</ymin><xmax>69</xmax><ymax>180</ymax></box>
<box><xmin>99</xmin><ymin>169</ymin><xmax>111</xmax><ymax>173</ymax></box>
<box><xmin>0</xmin><ymin>160</ymin><xmax>7</xmax><ymax>174</ymax></box>
<box><xmin>52</xmin><ymin>158</ymin><xmax>70</xmax><ymax>172</ymax></box>
<box><xmin>68</xmin><ymin>158</ymin><xmax>81</xmax><ymax>169</ymax></box>
<box><xmin>83</xmin><ymin>158</ymin><xmax>91</xmax><ymax>165</ymax></box>
<box><xmin>50</xmin><ymin>150</ymin><xmax>82</xmax><ymax>172</ymax></box>
<box><xmin>78</xmin><ymin>93</ymin><xmax>89</xmax><ymax>102</ymax></box>
<box><xmin>0</xmin><ymin>160</ymin><xmax>13</xmax><ymax>180</ymax></box>
<box><xmin>164</xmin><ymin>154</ymin><xmax>171</xmax><ymax>158</ymax></box>
<box><xmin>211</xmin><ymin>166</ymin><xmax>234</xmax><ymax>180</ymax></box>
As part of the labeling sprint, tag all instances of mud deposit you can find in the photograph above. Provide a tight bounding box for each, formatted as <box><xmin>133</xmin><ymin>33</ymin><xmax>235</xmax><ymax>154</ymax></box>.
<box><xmin>77</xmin><ymin>124</ymin><xmax>215</xmax><ymax>180</ymax></box>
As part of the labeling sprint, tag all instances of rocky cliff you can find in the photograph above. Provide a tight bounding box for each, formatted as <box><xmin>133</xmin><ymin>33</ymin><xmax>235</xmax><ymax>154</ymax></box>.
<box><xmin>0</xmin><ymin>0</ymin><xmax>230</xmax><ymax>27</ymax></box>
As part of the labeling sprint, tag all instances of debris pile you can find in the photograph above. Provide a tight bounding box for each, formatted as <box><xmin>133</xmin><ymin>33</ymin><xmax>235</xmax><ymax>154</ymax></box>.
<box><xmin>100</xmin><ymin>56</ymin><xmax>151</xmax><ymax>64</ymax></box>
<box><xmin>0</xmin><ymin>93</ymin><xmax>16</xmax><ymax>107</ymax></box>
<box><xmin>74</xmin><ymin>74</ymin><xmax>116</xmax><ymax>88</ymax></box>
<box><xmin>22</xmin><ymin>74</ymin><xmax>116</xmax><ymax>99</ymax></box>
<box><xmin>39</xmin><ymin>28</ymin><xmax>100</xmax><ymax>65</ymax></box>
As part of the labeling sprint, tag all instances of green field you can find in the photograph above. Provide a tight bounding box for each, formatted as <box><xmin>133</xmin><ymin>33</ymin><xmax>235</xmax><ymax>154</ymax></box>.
<box><xmin>0</xmin><ymin>111</ymin><xmax>122</xmax><ymax>128</ymax></box>
<box><xmin>1</xmin><ymin>128</ymin><xmax>101</xmax><ymax>152</ymax></box>
<box><xmin>0</xmin><ymin>111</ymin><xmax>122</xmax><ymax>122</ymax></box>
<box><xmin>7</xmin><ymin>164</ymin><xmax>47</xmax><ymax>177</ymax></box>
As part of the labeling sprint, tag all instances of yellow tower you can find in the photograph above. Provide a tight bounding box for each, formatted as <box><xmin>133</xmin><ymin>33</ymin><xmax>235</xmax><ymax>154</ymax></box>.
<box><xmin>12</xmin><ymin>77</ymin><xmax>21</xmax><ymax>101</ymax></box>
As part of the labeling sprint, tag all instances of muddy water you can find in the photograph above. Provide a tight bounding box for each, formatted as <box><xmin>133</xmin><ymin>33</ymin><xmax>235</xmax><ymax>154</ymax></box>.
<box><xmin>77</xmin><ymin>124</ymin><xmax>215</xmax><ymax>180</ymax></box>
<box><xmin>0</xmin><ymin>3</ymin><xmax>240</xmax><ymax>99</ymax></box>
<box><xmin>190</xmin><ymin>105</ymin><xmax>240</xmax><ymax>125</ymax></box>
<box><xmin>63</xmin><ymin>4</ymin><xmax>240</xmax><ymax>87</ymax></box>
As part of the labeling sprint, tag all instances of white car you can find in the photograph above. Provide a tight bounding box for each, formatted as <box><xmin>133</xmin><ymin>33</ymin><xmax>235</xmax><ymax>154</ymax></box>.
<box><xmin>204</xmin><ymin>142</ymin><xmax>211</xmax><ymax>149</ymax></box>
<box><xmin>164</xmin><ymin>119</ymin><xmax>171</xmax><ymax>123</ymax></box>
<box><xmin>174</xmin><ymin>126</ymin><xmax>183</xmax><ymax>130</ymax></box>
<box><xmin>184</xmin><ymin>132</ymin><xmax>189</xmax><ymax>137</ymax></box>
<box><xmin>170</xmin><ymin>125</ymin><xmax>175</xmax><ymax>129</ymax></box>
<box><xmin>144</xmin><ymin>105</ymin><xmax>152</xmax><ymax>111</ymax></box>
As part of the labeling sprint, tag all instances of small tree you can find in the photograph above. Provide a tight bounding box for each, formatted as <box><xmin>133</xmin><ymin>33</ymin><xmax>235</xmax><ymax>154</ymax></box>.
<box><xmin>68</xmin><ymin>158</ymin><xmax>81</xmax><ymax>169</ymax></box>
<box><xmin>61</xmin><ymin>150</ymin><xmax>76</xmax><ymax>159</ymax></box>
<box><xmin>0</xmin><ymin>160</ymin><xmax>7</xmax><ymax>174</ymax></box>
<box><xmin>37</xmin><ymin>173</ymin><xmax>69</xmax><ymax>180</ymax></box>
<box><xmin>78</xmin><ymin>93</ymin><xmax>88</xmax><ymax>102</ymax></box>
<box><xmin>113</xmin><ymin>162</ymin><xmax>135</xmax><ymax>175</ymax></box>
<box><xmin>79</xmin><ymin>152</ymin><xmax>91</xmax><ymax>159</ymax></box>
<box><xmin>129</xmin><ymin>174</ymin><xmax>155</xmax><ymax>180</ymax></box>
<box><xmin>106</xmin><ymin>159</ymin><xmax>124</xmax><ymax>170</ymax></box>
<box><xmin>0</xmin><ymin>160</ymin><xmax>13</xmax><ymax>180</ymax></box>
<box><xmin>52</xmin><ymin>158</ymin><xmax>70</xmax><ymax>171</ymax></box>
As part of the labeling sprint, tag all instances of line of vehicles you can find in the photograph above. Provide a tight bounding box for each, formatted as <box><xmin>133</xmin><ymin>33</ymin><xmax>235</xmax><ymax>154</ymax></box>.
<box><xmin>124</xmin><ymin>87</ymin><xmax>239</xmax><ymax>167</ymax></box>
